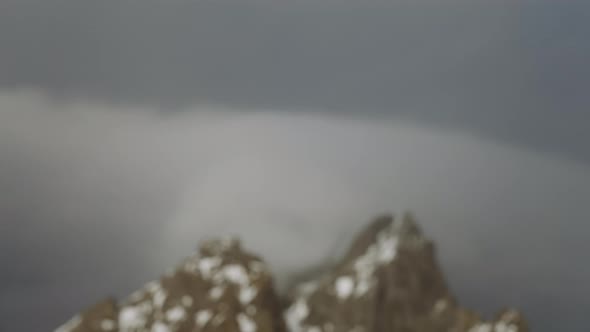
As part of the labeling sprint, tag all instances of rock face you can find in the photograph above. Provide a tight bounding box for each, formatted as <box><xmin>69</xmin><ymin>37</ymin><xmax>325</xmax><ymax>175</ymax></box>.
<box><xmin>56</xmin><ymin>238</ymin><xmax>284</xmax><ymax>332</ymax></box>
<box><xmin>283</xmin><ymin>214</ymin><xmax>528</xmax><ymax>332</ymax></box>
<box><xmin>56</xmin><ymin>215</ymin><xmax>527</xmax><ymax>332</ymax></box>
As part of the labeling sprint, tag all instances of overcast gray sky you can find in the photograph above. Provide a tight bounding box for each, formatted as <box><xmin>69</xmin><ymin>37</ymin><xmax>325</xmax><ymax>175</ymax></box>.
<box><xmin>1</xmin><ymin>1</ymin><xmax>589</xmax><ymax>332</ymax></box>
<box><xmin>1</xmin><ymin>0</ymin><xmax>589</xmax><ymax>163</ymax></box>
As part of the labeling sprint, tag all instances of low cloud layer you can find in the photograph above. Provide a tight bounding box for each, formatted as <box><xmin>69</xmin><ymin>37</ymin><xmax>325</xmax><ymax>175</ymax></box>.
<box><xmin>1</xmin><ymin>90</ymin><xmax>589</xmax><ymax>331</ymax></box>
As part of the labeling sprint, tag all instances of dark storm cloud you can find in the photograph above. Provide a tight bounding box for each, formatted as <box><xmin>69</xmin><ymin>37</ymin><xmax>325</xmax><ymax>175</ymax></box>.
<box><xmin>0</xmin><ymin>1</ymin><xmax>589</xmax><ymax>163</ymax></box>
<box><xmin>1</xmin><ymin>92</ymin><xmax>590</xmax><ymax>331</ymax></box>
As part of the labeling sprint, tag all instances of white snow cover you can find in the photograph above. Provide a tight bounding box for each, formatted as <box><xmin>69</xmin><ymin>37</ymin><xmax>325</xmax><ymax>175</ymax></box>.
<box><xmin>352</xmin><ymin>223</ymin><xmax>399</xmax><ymax>297</ymax></box>
<box><xmin>284</xmin><ymin>299</ymin><xmax>310</xmax><ymax>332</ymax></box>
<box><xmin>334</xmin><ymin>276</ymin><xmax>354</xmax><ymax>300</ymax></box>
<box><xmin>195</xmin><ymin>310</ymin><xmax>213</xmax><ymax>327</ymax></box>
<box><xmin>198</xmin><ymin>257</ymin><xmax>222</xmax><ymax>278</ymax></box>
<box><xmin>240</xmin><ymin>285</ymin><xmax>259</xmax><ymax>305</ymax></box>
<box><xmin>118</xmin><ymin>306</ymin><xmax>148</xmax><ymax>330</ymax></box>
<box><xmin>209</xmin><ymin>286</ymin><xmax>225</xmax><ymax>300</ymax></box>
<box><xmin>223</xmin><ymin>264</ymin><xmax>250</xmax><ymax>285</ymax></box>
<box><xmin>151</xmin><ymin>321</ymin><xmax>171</xmax><ymax>332</ymax></box>
<box><xmin>100</xmin><ymin>319</ymin><xmax>116</xmax><ymax>331</ymax></box>
<box><xmin>165</xmin><ymin>306</ymin><xmax>186</xmax><ymax>322</ymax></box>
<box><xmin>187</xmin><ymin>251</ymin><xmax>262</xmax><ymax>308</ymax></box>
<box><xmin>237</xmin><ymin>313</ymin><xmax>257</xmax><ymax>332</ymax></box>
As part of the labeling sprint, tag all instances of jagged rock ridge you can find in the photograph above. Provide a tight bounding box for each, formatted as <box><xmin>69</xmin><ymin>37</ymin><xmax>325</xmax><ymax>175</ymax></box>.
<box><xmin>56</xmin><ymin>214</ymin><xmax>527</xmax><ymax>332</ymax></box>
<box><xmin>283</xmin><ymin>214</ymin><xmax>527</xmax><ymax>332</ymax></box>
<box><xmin>57</xmin><ymin>238</ymin><xmax>284</xmax><ymax>332</ymax></box>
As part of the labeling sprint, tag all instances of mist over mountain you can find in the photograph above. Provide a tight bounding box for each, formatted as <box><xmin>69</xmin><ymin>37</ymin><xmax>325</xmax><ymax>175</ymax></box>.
<box><xmin>1</xmin><ymin>91</ymin><xmax>589</xmax><ymax>331</ymax></box>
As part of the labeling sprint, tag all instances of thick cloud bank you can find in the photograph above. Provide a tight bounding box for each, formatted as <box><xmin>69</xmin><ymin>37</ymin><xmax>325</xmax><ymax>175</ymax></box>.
<box><xmin>1</xmin><ymin>90</ymin><xmax>588</xmax><ymax>331</ymax></box>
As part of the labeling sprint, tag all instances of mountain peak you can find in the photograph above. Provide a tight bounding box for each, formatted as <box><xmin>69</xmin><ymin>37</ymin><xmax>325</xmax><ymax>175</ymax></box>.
<box><xmin>56</xmin><ymin>215</ymin><xmax>527</xmax><ymax>332</ymax></box>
